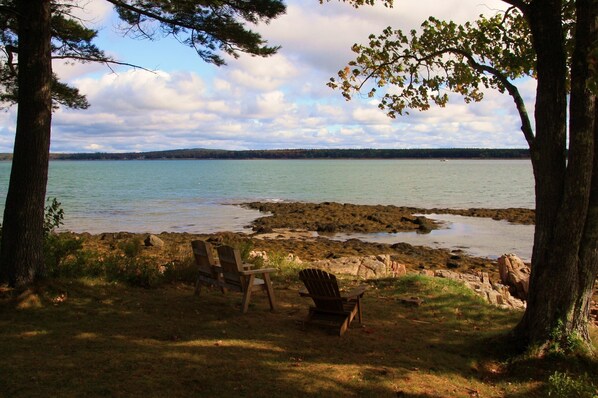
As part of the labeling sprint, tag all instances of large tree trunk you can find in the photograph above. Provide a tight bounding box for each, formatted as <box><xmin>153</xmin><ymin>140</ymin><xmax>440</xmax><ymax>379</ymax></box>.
<box><xmin>0</xmin><ymin>0</ymin><xmax>53</xmax><ymax>288</ymax></box>
<box><xmin>515</xmin><ymin>0</ymin><xmax>597</xmax><ymax>348</ymax></box>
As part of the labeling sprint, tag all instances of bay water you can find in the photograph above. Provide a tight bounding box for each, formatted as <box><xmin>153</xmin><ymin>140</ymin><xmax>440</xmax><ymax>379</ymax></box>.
<box><xmin>0</xmin><ymin>159</ymin><xmax>535</xmax><ymax>260</ymax></box>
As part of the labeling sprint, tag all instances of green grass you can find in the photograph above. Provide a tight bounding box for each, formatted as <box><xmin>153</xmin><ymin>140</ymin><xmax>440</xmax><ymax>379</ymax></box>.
<box><xmin>0</xmin><ymin>274</ymin><xmax>596</xmax><ymax>398</ymax></box>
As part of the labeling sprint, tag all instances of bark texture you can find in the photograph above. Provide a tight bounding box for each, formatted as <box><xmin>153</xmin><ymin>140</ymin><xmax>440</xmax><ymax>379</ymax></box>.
<box><xmin>515</xmin><ymin>0</ymin><xmax>598</xmax><ymax>347</ymax></box>
<box><xmin>0</xmin><ymin>0</ymin><xmax>53</xmax><ymax>287</ymax></box>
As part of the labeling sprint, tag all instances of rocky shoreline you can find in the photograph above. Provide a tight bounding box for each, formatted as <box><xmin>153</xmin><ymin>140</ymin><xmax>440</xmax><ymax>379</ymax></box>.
<box><xmin>71</xmin><ymin>201</ymin><xmax>595</xmax><ymax>324</ymax></box>
<box><xmin>243</xmin><ymin>201</ymin><xmax>535</xmax><ymax>234</ymax></box>
<box><xmin>78</xmin><ymin>201</ymin><xmax>533</xmax><ymax>281</ymax></box>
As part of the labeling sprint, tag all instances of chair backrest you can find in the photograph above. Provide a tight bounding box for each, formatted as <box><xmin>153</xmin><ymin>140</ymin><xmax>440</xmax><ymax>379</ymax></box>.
<box><xmin>298</xmin><ymin>268</ymin><xmax>344</xmax><ymax>312</ymax></box>
<box><xmin>216</xmin><ymin>245</ymin><xmax>244</xmax><ymax>290</ymax></box>
<box><xmin>191</xmin><ymin>240</ymin><xmax>217</xmax><ymax>279</ymax></box>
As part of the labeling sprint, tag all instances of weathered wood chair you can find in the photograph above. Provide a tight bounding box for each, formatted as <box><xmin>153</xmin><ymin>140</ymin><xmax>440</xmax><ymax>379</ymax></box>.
<box><xmin>298</xmin><ymin>268</ymin><xmax>366</xmax><ymax>336</ymax></box>
<box><xmin>191</xmin><ymin>240</ymin><xmax>223</xmax><ymax>295</ymax></box>
<box><xmin>216</xmin><ymin>245</ymin><xmax>277</xmax><ymax>313</ymax></box>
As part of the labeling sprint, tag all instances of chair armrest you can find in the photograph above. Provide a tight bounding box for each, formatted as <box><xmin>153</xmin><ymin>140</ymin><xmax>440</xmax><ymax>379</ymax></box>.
<box><xmin>342</xmin><ymin>285</ymin><xmax>366</xmax><ymax>299</ymax></box>
<box><xmin>240</xmin><ymin>268</ymin><xmax>277</xmax><ymax>276</ymax></box>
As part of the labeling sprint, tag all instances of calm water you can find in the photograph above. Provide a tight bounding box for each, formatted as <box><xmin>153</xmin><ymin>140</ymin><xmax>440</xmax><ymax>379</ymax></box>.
<box><xmin>0</xmin><ymin>159</ymin><xmax>535</xmax><ymax>259</ymax></box>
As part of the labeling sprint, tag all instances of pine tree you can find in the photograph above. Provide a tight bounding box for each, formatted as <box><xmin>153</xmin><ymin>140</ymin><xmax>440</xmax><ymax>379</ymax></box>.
<box><xmin>0</xmin><ymin>0</ymin><xmax>285</xmax><ymax>287</ymax></box>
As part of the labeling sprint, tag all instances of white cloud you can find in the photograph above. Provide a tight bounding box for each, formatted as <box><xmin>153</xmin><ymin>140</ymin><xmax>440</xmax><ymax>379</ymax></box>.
<box><xmin>0</xmin><ymin>0</ymin><xmax>533</xmax><ymax>153</ymax></box>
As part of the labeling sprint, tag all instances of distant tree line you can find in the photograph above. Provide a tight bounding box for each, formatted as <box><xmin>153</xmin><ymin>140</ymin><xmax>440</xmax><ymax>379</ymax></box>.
<box><xmin>0</xmin><ymin>148</ymin><xmax>531</xmax><ymax>161</ymax></box>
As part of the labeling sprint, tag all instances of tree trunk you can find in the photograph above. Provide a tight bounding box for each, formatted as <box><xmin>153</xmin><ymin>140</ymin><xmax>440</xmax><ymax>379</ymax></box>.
<box><xmin>0</xmin><ymin>0</ymin><xmax>53</xmax><ymax>288</ymax></box>
<box><xmin>515</xmin><ymin>0</ymin><xmax>598</xmax><ymax>348</ymax></box>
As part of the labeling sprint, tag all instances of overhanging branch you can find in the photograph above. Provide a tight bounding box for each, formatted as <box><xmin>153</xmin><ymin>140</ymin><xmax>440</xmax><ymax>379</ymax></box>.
<box><xmin>103</xmin><ymin>0</ymin><xmax>200</xmax><ymax>33</ymax></box>
<box><xmin>352</xmin><ymin>45</ymin><xmax>536</xmax><ymax>147</ymax></box>
<box><xmin>500</xmin><ymin>0</ymin><xmax>530</xmax><ymax>15</ymax></box>
<box><xmin>447</xmin><ymin>48</ymin><xmax>535</xmax><ymax>147</ymax></box>
<box><xmin>51</xmin><ymin>55</ymin><xmax>155</xmax><ymax>73</ymax></box>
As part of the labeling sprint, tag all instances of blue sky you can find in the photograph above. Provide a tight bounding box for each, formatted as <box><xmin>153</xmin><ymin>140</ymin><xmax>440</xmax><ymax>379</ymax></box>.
<box><xmin>0</xmin><ymin>0</ymin><xmax>533</xmax><ymax>153</ymax></box>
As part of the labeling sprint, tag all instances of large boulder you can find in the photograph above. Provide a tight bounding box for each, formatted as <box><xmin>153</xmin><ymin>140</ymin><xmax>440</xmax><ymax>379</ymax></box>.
<box><xmin>310</xmin><ymin>254</ymin><xmax>404</xmax><ymax>279</ymax></box>
<box><xmin>144</xmin><ymin>234</ymin><xmax>165</xmax><ymax>248</ymax></box>
<box><xmin>433</xmin><ymin>269</ymin><xmax>526</xmax><ymax>310</ymax></box>
<box><xmin>497</xmin><ymin>253</ymin><xmax>530</xmax><ymax>300</ymax></box>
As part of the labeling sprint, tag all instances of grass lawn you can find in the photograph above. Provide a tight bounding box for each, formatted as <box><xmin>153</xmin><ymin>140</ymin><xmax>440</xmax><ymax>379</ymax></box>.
<box><xmin>1</xmin><ymin>275</ymin><xmax>596</xmax><ymax>397</ymax></box>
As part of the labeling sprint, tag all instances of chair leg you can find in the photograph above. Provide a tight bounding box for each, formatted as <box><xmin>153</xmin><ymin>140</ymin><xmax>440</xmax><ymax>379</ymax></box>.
<box><xmin>262</xmin><ymin>273</ymin><xmax>277</xmax><ymax>311</ymax></box>
<box><xmin>356</xmin><ymin>300</ymin><xmax>363</xmax><ymax>323</ymax></box>
<box><xmin>241</xmin><ymin>274</ymin><xmax>255</xmax><ymax>313</ymax></box>
<box><xmin>339</xmin><ymin>317</ymin><xmax>350</xmax><ymax>336</ymax></box>
<box><xmin>194</xmin><ymin>277</ymin><xmax>202</xmax><ymax>296</ymax></box>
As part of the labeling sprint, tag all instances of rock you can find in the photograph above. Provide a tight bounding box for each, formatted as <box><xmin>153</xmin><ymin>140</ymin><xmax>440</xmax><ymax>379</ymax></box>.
<box><xmin>100</xmin><ymin>233</ymin><xmax>114</xmax><ymax>241</ymax></box>
<box><xmin>316</xmin><ymin>223</ymin><xmax>337</xmax><ymax>233</ymax></box>
<box><xmin>390</xmin><ymin>261</ymin><xmax>407</xmax><ymax>277</ymax></box>
<box><xmin>144</xmin><ymin>234</ymin><xmax>164</xmax><ymax>248</ymax></box>
<box><xmin>249</xmin><ymin>250</ymin><xmax>269</xmax><ymax>262</ymax></box>
<box><xmin>415</xmin><ymin>217</ymin><xmax>434</xmax><ymax>233</ymax></box>
<box><xmin>398</xmin><ymin>297</ymin><xmax>423</xmax><ymax>306</ymax></box>
<box><xmin>497</xmin><ymin>253</ymin><xmax>530</xmax><ymax>300</ymax></box>
<box><xmin>433</xmin><ymin>269</ymin><xmax>526</xmax><ymax>310</ymax></box>
<box><xmin>481</xmin><ymin>272</ymin><xmax>490</xmax><ymax>285</ymax></box>
<box><xmin>310</xmin><ymin>254</ymin><xmax>398</xmax><ymax>279</ymax></box>
<box><xmin>287</xmin><ymin>254</ymin><xmax>302</xmax><ymax>264</ymax></box>
<box><xmin>486</xmin><ymin>290</ymin><xmax>503</xmax><ymax>306</ymax></box>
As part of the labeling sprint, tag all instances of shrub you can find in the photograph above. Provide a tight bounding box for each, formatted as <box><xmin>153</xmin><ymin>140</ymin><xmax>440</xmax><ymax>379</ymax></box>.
<box><xmin>162</xmin><ymin>257</ymin><xmax>197</xmax><ymax>284</ymax></box>
<box><xmin>101</xmin><ymin>255</ymin><xmax>167</xmax><ymax>288</ymax></box>
<box><xmin>118</xmin><ymin>239</ymin><xmax>143</xmax><ymax>258</ymax></box>
<box><xmin>547</xmin><ymin>319</ymin><xmax>585</xmax><ymax>356</ymax></box>
<box><xmin>265</xmin><ymin>251</ymin><xmax>303</xmax><ymax>285</ymax></box>
<box><xmin>547</xmin><ymin>371</ymin><xmax>597</xmax><ymax>398</ymax></box>
<box><xmin>44</xmin><ymin>233</ymin><xmax>84</xmax><ymax>277</ymax></box>
<box><xmin>44</xmin><ymin>198</ymin><xmax>65</xmax><ymax>236</ymax></box>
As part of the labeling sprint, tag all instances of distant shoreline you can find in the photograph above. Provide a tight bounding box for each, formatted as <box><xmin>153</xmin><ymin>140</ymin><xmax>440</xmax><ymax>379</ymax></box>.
<box><xmin>0</xmin><ymin>148</ymin><xmax>531</xmax><ymax>161</ymax></box>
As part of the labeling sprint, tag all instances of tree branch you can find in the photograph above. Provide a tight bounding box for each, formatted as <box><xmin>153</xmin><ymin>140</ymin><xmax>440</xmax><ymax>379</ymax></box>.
<box><xmin>500</xmin><ymin>0</ymin><xmax>530</xmax><ymax>15</ymax></box>
<box><xmin>51</xmin><ymin>55</ymin><xmax>156</xmax><ymax>73</ymax></box>
<box><xmin>3</xmin><ymin>45</ymin><xmax>18</xmax><ymax>76</ymax></box>
<box><xmin>447</xmin><ymin>47</ymin><xmax>535</xmax><ymax>147</ymax></box>
<box><xmin>0</xmin><ymin>5</ymin><xmax>20</xmax><ymax>18</ymax></box>
<box><xmin>103</xmin><ymin>0</ymin><xmax>199</xmax><ymax>32</ymax></box>
<box><xmin>354</xmin><ymin>45</ymin><xmax>536</xmax><ymax>146</ymax></box>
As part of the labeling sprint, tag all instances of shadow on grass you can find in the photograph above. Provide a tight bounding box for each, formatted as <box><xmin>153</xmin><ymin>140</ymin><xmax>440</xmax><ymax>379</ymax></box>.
<box><xmin>0</xmin><ymin>276</ymin><xmax>595</xmax><ymax>397</ymax></box>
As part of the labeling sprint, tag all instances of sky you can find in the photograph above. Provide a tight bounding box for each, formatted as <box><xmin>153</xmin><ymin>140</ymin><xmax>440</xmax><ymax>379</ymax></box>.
<box><xmin>0</xmin><ymin>0</ymin><xmax>535</xmax><ymax>153</ymax></box>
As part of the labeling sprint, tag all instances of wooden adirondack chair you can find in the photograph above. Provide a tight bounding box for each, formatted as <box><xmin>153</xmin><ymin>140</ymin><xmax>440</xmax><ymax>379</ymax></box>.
<box><xmin>298</xmin><ymin>268</ymin><xmax>366</xmax><ymax>336</ymax></box>
<box><xmin>191</xmin><ymin>240</ymin><xmax>223</xmax><ymax>295</ymax></box>
<box><xmin>216</xmin><ymin>245</ymin><xmax>277</xmax><ymax>313</ymax></box>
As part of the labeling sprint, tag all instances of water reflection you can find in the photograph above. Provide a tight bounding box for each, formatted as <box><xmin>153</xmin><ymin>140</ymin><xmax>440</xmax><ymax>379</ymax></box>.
<box><xmin>326</xmin><ymin>214</ymin><xmax>534</xmax><ymax>262</ymax></box>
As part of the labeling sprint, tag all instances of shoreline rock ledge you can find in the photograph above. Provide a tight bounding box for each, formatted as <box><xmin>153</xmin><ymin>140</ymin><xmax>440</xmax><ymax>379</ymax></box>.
<box><xmin>310</xmin><ymin>254</ymin><xmax>407</xmax><ymax>279</ymax></box>
<box><xmin>308</xmin><ymin>254</ymin><xmax>526</xmax><ymax>310</ymax></box>
<box><xmin>432</xmin><ymin>269</ymin><xmax>526</xmax><ymax>310</ymax></box>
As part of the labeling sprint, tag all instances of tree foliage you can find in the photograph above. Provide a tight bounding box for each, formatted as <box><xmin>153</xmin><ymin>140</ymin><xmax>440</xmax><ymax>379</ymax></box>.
<box><xmin>329</xmin><ymin>7</ymin><xmax>539</xmax><ymax>142</ymax></box>
<box><xmin>329</xmin><ymin>0</ymin><xmax>598</xmax><ymax>351</ymax></box>
<box><xmin>328</xmin><ymin>3</ymin><xmax>582</xmax><ymax>149</ymax></box>
<box><xmin>0</xmin><ymin>1</ymin><xmax>100</xmax><ymax>108</ymax></box>
<box><xmin>108</xmin><ymin>0</ymin><xmax>285</xmax><ymax>66</ymax></box>
<box><xmin>0</xmin><ymin>0</ymin><xmax>286</xmax><ymax>110</ymax></box>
